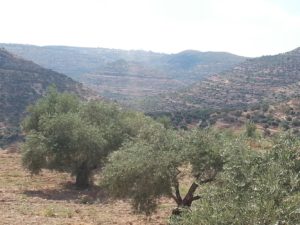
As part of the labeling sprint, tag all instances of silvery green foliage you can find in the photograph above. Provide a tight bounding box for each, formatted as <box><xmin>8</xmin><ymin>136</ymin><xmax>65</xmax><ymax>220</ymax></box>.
<box><xmin>103</xmin><ymin>123</ymin><xmax>182</xmax><ymax>215</ymax></box>
<box><xmin>102</xmin><ymin>128</ymin><xmax>224</xmax><ymax>215</ymax></box>
<box><xmin>22</xmin><ymin>87</ymin><xmax>137</xmax><ymax>188</ymax></box>
<box><xmin>171</xmin><ymin>133</ymin><xmax>300</xmax><ymax>225</ymax></box>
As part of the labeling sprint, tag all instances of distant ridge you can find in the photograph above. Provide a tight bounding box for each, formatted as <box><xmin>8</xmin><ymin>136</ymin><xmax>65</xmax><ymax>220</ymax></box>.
<box><xmin>0</xmin><ymin>43</ymin><xmax>246</xmax><ymax>100</ymax></box>
<box><xmin>139</xmin><ymin>47</ymin><xmax>300</xmax><ymax>113</ymax></box>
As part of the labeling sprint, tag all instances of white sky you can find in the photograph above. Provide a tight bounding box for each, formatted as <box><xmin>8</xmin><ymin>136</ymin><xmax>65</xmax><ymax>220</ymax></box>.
<box><xmin>0</xmin><ymin>0</ymin><xmax>300</xmax><ymax>57</ymax></box>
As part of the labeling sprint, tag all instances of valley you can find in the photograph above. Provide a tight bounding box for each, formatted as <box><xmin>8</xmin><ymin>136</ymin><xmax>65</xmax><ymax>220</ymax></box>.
<box><xmin>0</xmin><ymin>44</ymin><xmax>246</xmax><ymax>100</ymax></box>
<box><xmin>1</xmin><ymin>0</ymin><xmax>300</xmax><ymax>224</ymax></box>
<box><xmin>2</xmin><ymin>45</ymin><xmax>300</xmax><ymax>146</ymax></box>
<box><xmin>1</xmin><ymin>44</ymin><xmax>300</xmax><ymax>225</ymax></box>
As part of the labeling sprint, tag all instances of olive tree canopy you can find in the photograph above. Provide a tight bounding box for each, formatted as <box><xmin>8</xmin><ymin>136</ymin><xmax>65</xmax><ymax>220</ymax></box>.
<box><xmin>22</xmin><ymin>88</ymin><xmax>144</xmax><ymax>188</ymax></box>
<box><xmin>102</xmin><ymin>127</ymin><xmax>224</xmax><ymax>215</ymax></box>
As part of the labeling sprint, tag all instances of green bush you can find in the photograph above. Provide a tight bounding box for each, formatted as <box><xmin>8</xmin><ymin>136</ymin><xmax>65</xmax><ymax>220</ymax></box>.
<box><xmin>245</xmin><ymin>121</ymin><xmax>256</xmax><ymax>137</ymax></box>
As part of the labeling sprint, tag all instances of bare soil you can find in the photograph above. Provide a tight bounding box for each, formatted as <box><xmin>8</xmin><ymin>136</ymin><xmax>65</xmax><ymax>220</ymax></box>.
<box><xmin>0</xmin><ymin>149</ymin><xmax>173</xmax><ymax>225</ymax></box>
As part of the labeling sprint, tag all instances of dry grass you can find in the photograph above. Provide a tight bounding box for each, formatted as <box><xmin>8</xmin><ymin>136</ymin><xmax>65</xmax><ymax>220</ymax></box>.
<box><xmin>0</xmin><ymin>149</ymin><xmax>174</xmax><ymax>225</ymax></box>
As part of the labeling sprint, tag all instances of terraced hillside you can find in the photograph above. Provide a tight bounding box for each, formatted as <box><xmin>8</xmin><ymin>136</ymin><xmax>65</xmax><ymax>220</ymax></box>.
<box><xmin>0</xmin><ymin>44</ymin><xmax>246</xmax><ymax>100</ymax></box>
<box><xmin>141</xmin><ymin>47</ymin><xmax>300</xmax><ymax>113</ymax></box>
<box><xmin>0</xmin><ymin>48</ymin><xmax>92</xmax><ymax>146</ymax></box>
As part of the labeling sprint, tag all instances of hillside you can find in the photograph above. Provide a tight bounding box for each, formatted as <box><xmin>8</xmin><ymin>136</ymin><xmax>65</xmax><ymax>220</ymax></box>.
<box><xmin>0</xmin><ymin>43</ymin><xmax>246</xmax><ymax>100</ymax></box>
<box><xmin>141</xmin><ymin>47</ymin><xmax>300</xmax><ymax>113</ymax></box>
<box><xmin>137</xmin><ymin>47</ymin><xmax>300</xmax><ymax>132</ymax></box>
<box><xmin>0</xmin><ymin>48</ymin><xmax>91</xmax><ymax>146</ymax></box>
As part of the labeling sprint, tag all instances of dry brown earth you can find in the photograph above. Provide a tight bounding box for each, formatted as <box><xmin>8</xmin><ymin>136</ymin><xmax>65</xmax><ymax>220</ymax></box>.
<box><xmin>0</xmin><ymin>149</ymin><xmax>173</xmax><ymax>225</ymax></box>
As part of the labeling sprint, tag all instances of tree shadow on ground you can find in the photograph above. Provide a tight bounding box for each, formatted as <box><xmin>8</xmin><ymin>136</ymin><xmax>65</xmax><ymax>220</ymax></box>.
<box><xmin>23</xmin><ymin>182</ymin><xmax>109</xmax><ymax>204</ymax></box>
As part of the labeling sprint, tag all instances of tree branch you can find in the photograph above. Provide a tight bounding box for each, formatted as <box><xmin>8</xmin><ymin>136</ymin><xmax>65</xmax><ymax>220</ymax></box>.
<box><xmin>191</xmin><ymin>195</ymin><xmax>202</xmax><ymax>201</ymax></box>
<box><xmin>182</xmin><ymin>182</ymin><xmax>199</xmax><ymax>206</ymax></box>
<box><xmin>171</xmin><ymin>194</ymin><xmax>180</xmax><ymax>205</ymax></box>
<box><xmin>173</xmin><ymin>181</ymin><xmax>182</xmax><ymax>206</ymax></box>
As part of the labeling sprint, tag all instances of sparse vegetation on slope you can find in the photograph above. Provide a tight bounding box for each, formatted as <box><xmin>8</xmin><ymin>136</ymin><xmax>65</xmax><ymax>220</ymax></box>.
<box><xmin>0</xmin><ymin>43</ymin><xmax>246</xmax><ymax>100</ymax></box>
<box><xmin>139</xmin><ymin>47</ymin><xmax>300</xmax><ymax>131</ymax></box>
<box><xmin>0</xmin><ymin>48</ymin><xmax>92</xmax><ymax>147</ymax></box>
<box><xmin>140</xmin><ymin>47</ymin><xmax>300</xmax><ymax>112</ymax></box>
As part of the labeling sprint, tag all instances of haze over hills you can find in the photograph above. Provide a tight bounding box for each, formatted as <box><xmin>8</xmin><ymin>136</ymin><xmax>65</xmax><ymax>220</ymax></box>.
<box><xmin>0</xmin><ymin>43</ymin><xmax>246</xmax><ymax>100</ymax></box>
<box><xmin>140</xmin><ymin>47</ymin><xmax>300</xmax><ymax>113</ymax></box>
<box><xmin>2</xmin><ymin>43</ymin><xmax>300</xmax><ymax>140</ymax></box>
<box><xmin>0</xmin><ymin>48</ymin><xmax>92</xmax><ymax>146</ymax></box>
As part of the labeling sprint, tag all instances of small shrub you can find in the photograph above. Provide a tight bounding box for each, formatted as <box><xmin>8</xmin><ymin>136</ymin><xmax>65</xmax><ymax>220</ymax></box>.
<box><xmin>245</xmin><ymin>121</ymin><xmax>256</xmax><ymax>137</ymax></box>
<box><xmin>292</xmin><ymin>118</ymin><xmax>300</xmax><ymax>126</ymax></box>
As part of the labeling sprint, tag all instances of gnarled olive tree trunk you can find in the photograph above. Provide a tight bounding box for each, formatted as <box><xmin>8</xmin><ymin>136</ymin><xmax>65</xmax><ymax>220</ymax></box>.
<box><xmin>171</xmin><ymin>172</ymin><xmax>217</xmax><ymax>215</ymax></box>
<box><xmin>75</xmin><ymin>162</ymin><xmax>92</xmax><ymax>189</ymax></box>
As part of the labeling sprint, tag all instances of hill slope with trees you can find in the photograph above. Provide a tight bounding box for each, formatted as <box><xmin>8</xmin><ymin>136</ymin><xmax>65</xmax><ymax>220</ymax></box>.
<box><xmin>140</xmin><ymin>47</ymin><xmax>300</xmax><ymax>113</ymax></box>
<box><xmin>0</xmin><ymin>48</ymin><xmax>91</xmax><ymax>146</ymax></box>
<box><xmin>0</xmin><ymin>43</ymin><xmax>246</xmax><ymax>100</ymax></box>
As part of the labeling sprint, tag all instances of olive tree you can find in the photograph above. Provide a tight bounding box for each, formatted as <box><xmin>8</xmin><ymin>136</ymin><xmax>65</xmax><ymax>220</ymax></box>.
<box><xmin>102</xmin><ymin>127</ymin><xmax>224</xmax><ymax>215</ymax></box>
<box><xmin>22</xmin><ymin>88</ymin><xmax>136</xmax><ymax>188</ymax></box>
<box><xmin>171</xmin><ymin>133</ymin><xmax>300</xmax><ymax>225</ymax></box>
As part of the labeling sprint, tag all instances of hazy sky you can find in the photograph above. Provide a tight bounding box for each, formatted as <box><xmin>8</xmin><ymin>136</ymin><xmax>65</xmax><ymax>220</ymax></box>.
<box><xmin>1</xmin><ymin>0</ymin><xmax>300</xmax><ymax>57</ymax></box>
